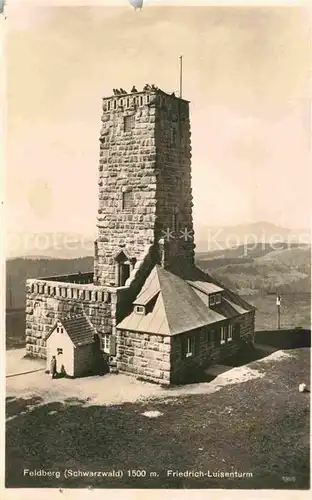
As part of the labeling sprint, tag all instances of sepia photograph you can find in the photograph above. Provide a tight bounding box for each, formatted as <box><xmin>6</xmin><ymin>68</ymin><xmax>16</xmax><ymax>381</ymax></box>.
<box><xmin>3</xmin><ymin>0</ymin><xmax>311</xmax><ymax>492</ymax></box>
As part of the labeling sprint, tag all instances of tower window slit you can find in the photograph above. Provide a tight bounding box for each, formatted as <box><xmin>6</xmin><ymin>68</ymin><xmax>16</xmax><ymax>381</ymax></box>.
<box><xmin>124</xmin><ymin>114</ymin><xmax>135</xmax><ymax>132</ymax></box>
<box><xmin>122</xmin><ymin>190</ymin><xmax>134</xmax><ymax>210</ymax></box>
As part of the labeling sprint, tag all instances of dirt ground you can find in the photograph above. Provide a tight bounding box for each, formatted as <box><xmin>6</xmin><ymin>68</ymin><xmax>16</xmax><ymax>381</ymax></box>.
<box><xmin>5</xmin><ymin>347</ymin><xmax>310</xmax><ymax>489</ymax></box>
<box><xmin>6</xmin><ymin>348</ymin><xmax>269</xmax><ymax>408</ymax></box>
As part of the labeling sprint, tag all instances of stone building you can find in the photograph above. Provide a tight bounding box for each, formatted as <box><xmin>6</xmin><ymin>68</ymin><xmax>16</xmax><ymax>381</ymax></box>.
<box><xmin>25</xmin><ymin>86</ymin><xmax>255</xmax><ymax>384</ymax></box>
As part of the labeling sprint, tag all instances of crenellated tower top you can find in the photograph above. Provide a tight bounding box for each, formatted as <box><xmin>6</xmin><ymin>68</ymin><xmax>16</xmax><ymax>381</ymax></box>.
<box><xmin>102</xmin><ymin>86</ymin><xmax>189</xmax><ymax>113</ymax></box>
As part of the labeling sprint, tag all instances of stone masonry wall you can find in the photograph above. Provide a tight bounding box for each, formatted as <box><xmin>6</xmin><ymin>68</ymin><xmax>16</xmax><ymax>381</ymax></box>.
<box><xmin>94</xmin><ymin>92</ymin><xmax>158</xmax><ymax>286</ymax></box>
<box><xmin>170</xmin><ymin>312</ymin><xmax>255</xmax><ymax>384</ymax></box>
<box><xmin>116</xmin><ymin>329</ymin><xmax>171</xmax><ymax>384</ymax></box>
<box><xmin>26</xmin><ymin>278</ymin><xmax>114</xmax><ymax>359</ymax></box>
<box><xmin>155</xmin><ymin>93</ymin><xmax>194</xmax><ymax>266</ymax></box>
<box><xmin>94</xmin><ymin>89</ymin><xmax>194</xmax><ymax>286</ymax></box>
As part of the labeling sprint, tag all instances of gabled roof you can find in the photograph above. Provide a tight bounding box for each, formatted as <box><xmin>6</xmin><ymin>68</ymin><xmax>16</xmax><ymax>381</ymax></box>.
<box><xmin>117</xmin><ymin>264</ymin><xmax>254</xmax><ymax>336</ymax></box>
<box><xmin>46</xmin><ymin>314</ymin><xmax>96</xmax><ymax>347</ymax></box>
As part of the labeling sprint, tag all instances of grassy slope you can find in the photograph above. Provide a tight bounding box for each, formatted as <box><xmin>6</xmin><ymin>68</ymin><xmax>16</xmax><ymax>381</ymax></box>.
<box><xmin>6</xmin><ymin>348</ymin><xmax>310</xmax><ymax>489</ymax></box>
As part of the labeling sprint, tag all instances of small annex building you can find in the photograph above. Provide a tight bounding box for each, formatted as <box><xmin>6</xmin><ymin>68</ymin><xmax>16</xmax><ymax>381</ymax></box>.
<box><xmin>45</xmin><ymin>314</ymin><xmax>97</xmax><ymax>377</ymax></box>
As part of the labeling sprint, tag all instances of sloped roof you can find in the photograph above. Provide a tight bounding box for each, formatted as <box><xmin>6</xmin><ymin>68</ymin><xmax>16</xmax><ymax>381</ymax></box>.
<box><xmin>46</xmin><ymin>314</ymin><xmax>96</xmax><ymax>347</ymax></box>
<box><xmin>168</xmin><ymin>258</ymin><xmax>255</xmax><ymax>313</ymax></box>
<box><xmin>117</xmin><ymin>264</ymin><xmax>254</xmax><ymax>336</ymax></box>
<box><xmin>133</xmin><ymin>269</ymin><xmax>160</xmax><ymax>306</ymax></box>
<box><xmin>187</xmin><ymin>280</ymin><xmax>223</xmax><ymax>295</ymax></box>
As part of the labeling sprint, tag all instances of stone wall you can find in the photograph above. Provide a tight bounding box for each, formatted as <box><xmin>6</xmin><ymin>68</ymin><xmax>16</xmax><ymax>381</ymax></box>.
<box><xmin>74</xmin><ymin>344</ymin><xmax>95</xmax><ymax>377</ymax></box>
<box><xmin>155</xmin><ymin>92</ymin><xmax>194</xmax><ymax>265</ymax></box>
<box><xmin>116</xmin><ymin>329</ymin><xmax>171</xmax><ymax>384</ymax></box>
<box><xmin>94</xmin><ymin>91</ymin><xmax>158</xmax><ymax>286</ymax></box>
<box><xmin>94</xmin><ymin>89</ymin><xmax>194</xmax><ymax>286</ymax></box>
<box><xmin>116</xmin><ymin>312</ymin><xmax>254</xmax><ymax>386</ymax></box>
<box><xmin>25</xmin><ymin>277</ymin><xmax>114</xmax><ymax>359</ymax></box>
<box><xmin>170</xmin><ymin>312</ymin><xmax>255</xmax><ymax>384</ymax></box>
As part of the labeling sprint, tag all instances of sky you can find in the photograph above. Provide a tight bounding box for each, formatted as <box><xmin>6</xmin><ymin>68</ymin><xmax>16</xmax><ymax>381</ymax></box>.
<box><xmin>6</xmin><ymin>1</ymin><xmax>311</xmax><ymax>235</ymax></box>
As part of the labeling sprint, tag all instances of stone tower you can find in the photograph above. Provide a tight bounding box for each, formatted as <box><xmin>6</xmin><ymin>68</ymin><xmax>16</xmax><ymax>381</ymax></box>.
<box><xmin>93</xmin><ymin>88</ymin><xmax>194</xmax><ymax>287</ymax></box>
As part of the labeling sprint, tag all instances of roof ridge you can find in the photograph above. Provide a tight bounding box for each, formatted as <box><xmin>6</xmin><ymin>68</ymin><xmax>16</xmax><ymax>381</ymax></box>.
<box><xmin>155</xmin><ymin>266</ymin><xmax>190</xmax><ymax>334</ymax></box>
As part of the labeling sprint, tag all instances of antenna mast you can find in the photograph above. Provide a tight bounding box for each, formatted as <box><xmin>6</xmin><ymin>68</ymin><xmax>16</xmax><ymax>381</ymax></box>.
<box><xmin>179</xmin><ymin>55</ymin><xmax>183</xmax><ymax>98</ymax></box>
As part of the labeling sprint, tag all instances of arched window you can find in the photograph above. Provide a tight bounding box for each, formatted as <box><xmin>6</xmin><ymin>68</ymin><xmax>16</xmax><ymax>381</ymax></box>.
<box><xmin>115</xmin><ymin>250</ymin><xmax>131</xmax><ymax>287</ymax></box>
<box><xmin>34</xmin><ymin>302</ymin><xmax>41</xmax><ymax>317</ymax></box>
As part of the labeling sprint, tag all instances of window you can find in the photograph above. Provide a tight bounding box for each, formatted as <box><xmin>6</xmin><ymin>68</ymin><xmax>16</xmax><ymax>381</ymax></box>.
<box><xmin>117</xmin><ymin>263</ymin><xmax>130</xmax><ymax>286</ymax></box>
<box><xmin>34</xmin><ymin>303</ymin><xmax>41</xmax><ymax>317</ymax></box>
<box><xmin>113</xmin><ymin>100</ymin><xmax>117</xmax><ymax>110</ymax></box>
<box><xmin>135</xmin><ymin>305</ymin><xmax>145</xmax><ymax>315</ymax></box>
<box><xmin>101</xmin><ymin>334</ymin><xmax>110</xmax><ymax>354</ymax></box>
<box><xmin>56</xmin><ymin>326</ymin><xmax>64</xmax><ymax>334</ymax></box>
<box><xmin>221</xmin><ymin>326</ymin><xmax>227</xmax><ymax>344</ymax></box>
<box><xmin>126</xmin><ymin>97</ymin><xmax>130</xmax><ymax>108</ymax></box>
<box><xmin>124</xmin><ymin>114</ymin><xmax>135</xmax><ymax>132</ymax></box>
<box><xmin>140</xmin><ymin>95</ymin><xmax>143</xmax><ymax>106</ymax></box>
<box><xmin>57</xmin><ymin>348</ymin><xmax>63</xmax><ymax>355</ymax></box>
<box><xmin>172</xmin><ymin>211</ymin><xmax>179</xmax><ymax>232</ymax></box>
<box><xmin>209</xmin><ymin>295</ymin><xmax>216</xmax><ymax>307</ymax></box>
<box><xmin>170</xmin><ymin>127</ymin><xmax>177</xmax><ymax>146</ymax></box>
<box><xmin>186</xmin><ymin>336</ymin><xmax>194</xmax><ymax>358</ymax></box>
<box><xmin>211</xmin><ymin>329</ymin><xmax>216</xmax><ymax>346</ymax></box>
<box><xmin>206</xmin><ymin>331</ymin><xmax>210</xmax><ymax>345</ymax></box>
<box><xmin>215</xmin><ymin>293</ymin><xmax>221</xmax><ymax>304</ymax></box>
<box><xmin>228</xmin><ymin>325</ymin><xmax>233</xmax><ymax>342</ymax></box>
<box><xmin>234</xmin><ymin>324</ymin><xmax>240</xmax><ymax>340</ymax></box>
<box><xmin>207</xmin><ymin>329</ymin><xmax>215</xmax><ymax>347</ymax></box>
<box><xmin>122</xmin><ymin>190</ymin><xmax>134</xmax><ymax>210</ymax></box>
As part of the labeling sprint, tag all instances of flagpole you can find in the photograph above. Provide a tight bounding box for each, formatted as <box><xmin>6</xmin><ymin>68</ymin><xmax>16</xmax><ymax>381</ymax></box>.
<box><xmin>276</xmin><ymin>294</ymin><xmax>281</xmax><ymax>330</ymax></box>
<box><xmin>179</xmin><ymin>55</ymin><xmax>183</xmax><ymax>98</ymax></box>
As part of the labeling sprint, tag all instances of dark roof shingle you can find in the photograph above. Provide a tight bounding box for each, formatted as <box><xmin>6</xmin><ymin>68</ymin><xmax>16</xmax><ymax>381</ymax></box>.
<box><xmin>46</xmin><ymin>314</ymin><xmax>96</xmax><ymax>347</ymax></box>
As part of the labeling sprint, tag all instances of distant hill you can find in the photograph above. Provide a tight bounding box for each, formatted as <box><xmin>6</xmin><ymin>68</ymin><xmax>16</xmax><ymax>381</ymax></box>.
<box><xmin>195</xmin><ymin>221</ymin><xmax>310</xmax><ymax>252</ymax></box>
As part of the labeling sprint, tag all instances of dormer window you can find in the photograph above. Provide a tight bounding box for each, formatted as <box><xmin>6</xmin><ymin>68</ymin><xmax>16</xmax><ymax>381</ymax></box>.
<box><xmin>210</xmin><ymin>293</ymin><xmax>222</xmax><ymax>307</ymax></box>
<box><xmin>135</xmin><ymin>305</ymin><xmax>145</xmax><ymax>315</ymax></box>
